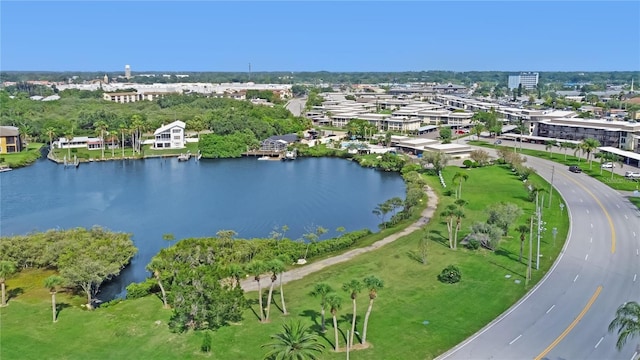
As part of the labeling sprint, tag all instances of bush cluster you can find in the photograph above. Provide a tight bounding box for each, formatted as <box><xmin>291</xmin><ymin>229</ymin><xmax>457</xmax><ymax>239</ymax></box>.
<box><xmin>437</xmin><ymin>265</ymin><xmax>462</xmax><ymax>284</ymax></box>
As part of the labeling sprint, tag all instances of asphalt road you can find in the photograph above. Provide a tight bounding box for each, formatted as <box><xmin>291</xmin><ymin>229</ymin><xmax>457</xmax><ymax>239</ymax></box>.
<box><xmin>438</xmin><ymin>144</ymin><xmax>640</xmax><ymax>360</ymax></box>
<box><xmin>285</xmin><ymin>97</ymin><xmax>306</xmax><ymax>117</ymax></box>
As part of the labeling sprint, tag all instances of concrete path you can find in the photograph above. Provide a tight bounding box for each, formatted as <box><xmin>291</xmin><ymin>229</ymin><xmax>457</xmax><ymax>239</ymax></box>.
<box><xmin>240</xmin><ymin>186</ymin><xmax>439</xmax><ymax>292</ymax></box>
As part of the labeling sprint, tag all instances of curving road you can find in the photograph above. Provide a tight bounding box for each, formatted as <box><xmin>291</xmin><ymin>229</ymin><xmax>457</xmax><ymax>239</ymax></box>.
<box><xmin>438</xmin><ymin>154</ymin><xmax>640</xmax><ymax>360</ymax></box>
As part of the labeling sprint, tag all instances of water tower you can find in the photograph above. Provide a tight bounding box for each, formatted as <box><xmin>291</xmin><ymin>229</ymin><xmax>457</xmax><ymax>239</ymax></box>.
<box><xmin>125</xmin><ymin>65</ymin><xmax>131</xmax><ymax>80</ymax></box>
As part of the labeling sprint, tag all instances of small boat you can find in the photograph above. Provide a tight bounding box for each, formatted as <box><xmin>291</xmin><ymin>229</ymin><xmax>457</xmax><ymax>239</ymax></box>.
<box><xmin>0</xmin><ymin>165</ymin><xmax>12</xmax><ymax>173</ymax></box>
<box><xmin>258</xmin><ymin>156</ymin><xmax>271</xmax><ymax>161</ymax></box>
<box><xmin>177</xmin><ymin>153</ymin><xmax>190</xmax><ymax>161</ymax></box>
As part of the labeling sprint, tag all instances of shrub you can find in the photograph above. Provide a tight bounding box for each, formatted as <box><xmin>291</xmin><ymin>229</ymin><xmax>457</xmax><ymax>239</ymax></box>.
<box><xmin>462</xmin><ymin>159</ymin><xmax>473</xmax><ymax>168</ymax></box>
<box><xmin>465</xmin><ymin>239</ymin><xmax>480</xmax><ymax>250</ymax></box>
<box><xmin>438</xmin><ymin>265</ymin><xmax>462</xmax><ymax>284</ymax></box>
<box><xmin>126</xmin><ymin>278</ymin><xmax>157</xmax><ymax>299</ymax></box>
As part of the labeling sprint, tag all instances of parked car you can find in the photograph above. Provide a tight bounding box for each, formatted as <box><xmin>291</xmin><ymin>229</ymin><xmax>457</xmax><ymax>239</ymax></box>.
<box><xmin>601</xmin><ymin>162</ymin><xmax>615</xmax><ymax>168</ymax></box>
<box><xmin>569</xmin><ymin>165</ymin><xmax>582</xmax><ymax>173</ymax></box>
<box><xmin>494</xmin><ymin>140</ymin><xmax>502</xmax><ymax>145</ymax></box>
<box><xmin>624</xmin><ymin>171</ymin><xmax>640</xmax><ymax>179</ymax></box>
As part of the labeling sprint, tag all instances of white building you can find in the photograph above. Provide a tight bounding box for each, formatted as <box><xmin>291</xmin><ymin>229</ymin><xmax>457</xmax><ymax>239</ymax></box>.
<box><xmin>508</xmin><ymin>72</ymin><xmax>539</xmax><ymax>90</ymax></box>
<box><xmin>153</xmin><ymin>120</ymin><xmax>186</xmax><ymax>149</ymax></box>
<box><xmin>55</xmin><ymin>136</ymin><xmax>103</xmax><ymax>150</ymax></box>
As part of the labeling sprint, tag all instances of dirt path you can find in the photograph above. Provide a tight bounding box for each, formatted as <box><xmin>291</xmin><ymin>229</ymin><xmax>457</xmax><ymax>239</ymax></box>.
<box><xmin>240</xmin><ymin>186</ymin><xmax>439</xmax><ymax>292</ymax></box>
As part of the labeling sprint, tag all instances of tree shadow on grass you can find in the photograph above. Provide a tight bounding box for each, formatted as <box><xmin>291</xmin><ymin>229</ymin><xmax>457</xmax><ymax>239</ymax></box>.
<box><xmin>339</xmin><ymin>314</ymin><xmax>362</xmax><ymax>344</ymax></box>
<box><xmin>299</xmin><ymin>309</ymin><xmax>321</xmax><ymax>329</ymax></box>
<box><xmin>56</xmin><ymin>303</ymin><xmax>72</xmax><ymax>319</ymax></box>
<box><xmin>491</xmin><ymin>248</ymin><xmax>525</xmax><ymax>278</ymax></box>
<box><xmin>428</xmin><ymin>229</ymin><xmax>450</xmax><ymax>248</ymax></box>
<box><xmin>246</xmin><ymin>298</ymin><xmax>262</xmax><ymax>321</ymax></box>
<box><xmin>7</xmin><ymin>287</ymin><xmax>24</xmax><ymax>301</ymax></box>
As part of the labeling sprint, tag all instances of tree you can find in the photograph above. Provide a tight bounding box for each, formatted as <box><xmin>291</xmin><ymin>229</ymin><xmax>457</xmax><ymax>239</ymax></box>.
<box><xmin>64</xmin><ymin>128</ymin><xmax>74</xmax><ymax>160</ymax></box>
<box><xmin>264</xmin><ymin>259</ymin><xmax>285</xmax><ymax>322</ymax></box>
<box><xmin>342</xmin><ymin>279</ymin><xmax>363</xmax><ymax>347</ymax></box>
<box><xmin>516</xmin><ymin>224</ymin><xmax>530</xmax><ymax>263</ymax></box>
<box><xmin>439</xmin><ymin>126</ymin><xmax>452</xmax><ymax>144</ymax></box>
<box><xmin>247</xmin><ymin>260</ymin><xmax>267</xmax><ymax>322</ymax></box>
<box><xmin>44</xmin><ymin>275</ymin><xmax>64</xmax><ymax>322</ymax></box>
<box><xmin>58</xmin><ymin>227</ymin><xmax>137</xmax><ymax>309</ymax></box>
<box><xmin>452</xmin><ymin>171</ymin><xmax>469</xmax><ymax>199</ymax></box>
<box><xmin>469</xmin><ymin>149</ymin><xmax>490</xmax><ymax>166</ymax></box>
<box><xmin>326</xmin><ymin>293</ymin><xmax>343</xmax><ymax>352</ymax></box>
<box><xmin>361</xmin><ymin>275</ymin><xmax>384</xmax><ymax>344</ymax></box>
<box><xmin>441</xmin><ymin>204</ymin><xmax>464</xmax><ymax>249</ymax></box>
<box><xmin>608</xmin><ymin>301</ymin><xmax>640</xmax><ymax>351</ymax></box>
<box><xmin>0</xmin><ymin>261</ymin><xmax>17</xmax><ymax>307</ymax></box>
<box><xmin>420</xmin><ymin>151</ymin><xmax>450</xmax><ymax>174</ymax></box>
<box><xmin>580</xmin><ymin>138</ymin><xmax>601</xmax><ymax>169</ymax></box>
<box><xmin>545</xmin><ymin>141</ymin><xmax>555</xmax><ymax>159</ymax></box>
<box><xmin>310</xmin><ymin>283</ymin><xmax>333</xmax><ymax>333</ymax></box>
<box><xmin>146</xmin><ymin>258</ymin><xmax>170</xmax><ymax>309</ymax></box>
<box><xmin>372</xmin><ymin>202</ymin><xmax>392</xmax><ymax>228</ymax></box>
<box><xmin>94</xmin><ymin>120</ymin><xmax>108</xmax><ymax>160</ymax></box>
<box><xmin>487</xmin><ymin>202</ymin><xmax>523</xmax><ymax>235</ymax></box>
<box><xmin>261</xmin><ymin>321</ymin><xmax>325</xmax><ymax>360</ymax></box>
<box><xmin>119</xmin><ymin>123</ymin><xmax>127</xmax><ymax>158</ymax></box>
<box><xmin>472</xmin><ymin>123</ymin><xmax>485</xmax><ymax>141</ymax></box>
<box><xmin>45</xmin><ymin>127</ymin><xmax>56</xmax><ymax>149</ymax></box>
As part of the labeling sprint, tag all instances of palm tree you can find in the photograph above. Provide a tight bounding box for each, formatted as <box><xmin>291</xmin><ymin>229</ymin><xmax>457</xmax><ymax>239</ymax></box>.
<box><xmin>361</xmin><ymin>276</ymin><xmax>384</xmax><ymax>344</ymax></box>
<box><xmin>545</xmin><ymin>141</ymin><xmax>555</xmax><ymax>159</ymax></box>
<box><xmin>146</xmin><ymin>258</ymin><xmax>170</xmax><ymax>309</ymax></box>
<box><xmin>608</xmin><ymin>301</ymin><xmax>640</xmax><ymax>351</ymax></box>
<box><xmin>342</xmin><ymin>279</ymin><xmax>362</xmax><ymax>347</ymax></box>
<box><xmin>452</xmin><ymin>171</ymin><xmax>469</xmax><ymax>199</ymax></box>
<box><xmin>44</xmin><ymin>275</ymin><xmax>63</xmax><ymax>322</ymax></box>
<box><xmin>326</xmin><ymin>293</ymin><xmax>343</xmax><ymax>352</ymax></box>
<box><xmin>94</xmin><ymin>120</ymin><xmax>108</xmax><ymax>160</ymax></box>
<box><xmin>276</xmin><ymin>254</ymin><xmax>289</xmax><ymax>316</ymax></box>
<box><xmin>261</xmin><ymin>321</ymin><xmax>325</xmax><ymax>360</ymax></box>
<box><xmin>441</xmin><ymin>204</ymin><xmax>464</xmax><ymax>249</ymax></box>
<box><xmin>310</xmin><ymin>282</ymin><xmax>333</xmax><ymax>333</ymax></box>
<box><xmin>119</xmin><ymin>123</ymin><xmax>127</xmax><ymax>158</ymax></box>
<box><xmin>247</xmin><ymin>260</ymin><xmax>267</xmax><ymax>322</ymax></box>
<box><xmin>226</xmin><ymin>263</ymin><xmax>245</xmax><ymax>289</ymax></box>
<box><xmin>265</xmin><ymin>259</ymin><xmax>285</xmax><ymax>322</ymax></box>
<box><xmin>580</xmin><ymin>138</ymin><xmax>601</xmax><ymax>169</ymax></box>
<box><xmin>516</xmin><ymin>224</ymin><xmax>530</xmax><ymax>263</ymax></box>
<box><xmin>64</xmin><ymin>128</ymin><xmax>74</xmax><ymax>160</ymax></box>
<box><xmin>0</xmin><ymin>261</ymin><xmax>16</xmax><ymax>306</ymax></box>
<box><xmin>45</xmin><ymin>127</ymin><xmax>56</xmax><ymax>151</ymax></box>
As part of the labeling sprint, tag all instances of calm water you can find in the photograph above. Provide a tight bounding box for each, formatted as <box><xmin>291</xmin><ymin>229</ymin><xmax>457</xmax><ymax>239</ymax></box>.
<box><xmin>0</xmin><ymin>155</ymin><xmax>405</xmax><ymax>299</ymax></box>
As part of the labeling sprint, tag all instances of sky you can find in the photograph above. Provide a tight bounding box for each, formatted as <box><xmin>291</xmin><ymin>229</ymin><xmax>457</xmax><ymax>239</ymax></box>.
<box><xmin>1</xmin><ymin>1</ymin><xmax>639</xmax><ymax>72</ymax></box>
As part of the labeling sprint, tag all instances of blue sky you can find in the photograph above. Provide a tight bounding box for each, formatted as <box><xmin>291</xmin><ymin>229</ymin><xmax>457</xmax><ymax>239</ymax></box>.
<box><xmin>2</xmin><ymin>1</ymin><xmax>639</xmax><ymax>72</ymax></box>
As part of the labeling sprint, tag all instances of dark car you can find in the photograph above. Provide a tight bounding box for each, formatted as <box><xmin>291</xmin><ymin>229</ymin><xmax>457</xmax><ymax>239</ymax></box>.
<box><xmin>569</xmin><ymin>165</ymin><xmax>582</xmax><ymax>173</ymax></box>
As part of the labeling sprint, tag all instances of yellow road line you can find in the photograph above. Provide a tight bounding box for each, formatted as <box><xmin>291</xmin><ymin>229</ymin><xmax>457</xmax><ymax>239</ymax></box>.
<box><xmin>559</xmin><ymin>169</ymin><xmax>616</xmax><ymax>253</ymax></box>
<box><xmin>534</xmin><ymin>286</ymin><xmax>602</xmax><ymax>360</ymax></box>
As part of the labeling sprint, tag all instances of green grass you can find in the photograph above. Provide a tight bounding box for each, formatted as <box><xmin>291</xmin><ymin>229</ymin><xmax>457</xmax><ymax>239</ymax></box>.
<box><xmin>0</xmin><ymin>143</ymin><xmax>43</xmax><ymax>168</ymax></box>
<box><xmin>0</xmin><ymin>164</ymin><xmax>568</xmax><ymax>359</ymax></box>
<box><xmin>469</xmin><ymin>140</ymin><xmax>640</xmax><ymax>192</ymax></box>
<box><xmin>51</xmin><ymin>142</ymin><xmax>200</xmax><ymax>161</ymax></box>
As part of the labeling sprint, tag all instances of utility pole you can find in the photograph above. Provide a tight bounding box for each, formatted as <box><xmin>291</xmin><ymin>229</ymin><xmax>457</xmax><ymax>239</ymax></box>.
<box><xmin>548</xmin><ymin>165</ymin><xmax>555</xmax><ymax>208</ymax></box>
<box><xmin>537</xmin><ymin>196</ymin><xmax>542</xmax><ymax>270</ymax></box>
<box><xmin>526</xmin><ymin>215</ymin><xmax>533</xmax><ymax>286</ymax></box>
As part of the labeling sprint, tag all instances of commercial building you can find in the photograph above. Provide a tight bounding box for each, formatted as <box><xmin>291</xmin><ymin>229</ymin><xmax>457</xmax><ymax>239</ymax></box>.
<box><xmin>508</xmin><ymin>72</ymin><xmax>539</xmax><ymax>90</ymax></box>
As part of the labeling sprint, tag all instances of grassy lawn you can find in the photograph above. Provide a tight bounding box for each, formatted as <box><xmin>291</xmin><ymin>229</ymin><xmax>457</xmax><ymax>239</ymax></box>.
<box><xmin>0</xmin><ymin>143</ymin><xmax>44</xmax><ymax>168</ymax></box>
<box><xmin>50</xmin><ymin>142</ymin><xmax>200</xmax><ymax>161</ymax></box>
<box><xmin>0</xmin><ymin>164</ymin><xmax>568</xmax><ymax>359</ymax></box>
<box><xmin>469</xmin><ymin>140</ymin><xmax>640</xmax><ymax>192</ymax></box>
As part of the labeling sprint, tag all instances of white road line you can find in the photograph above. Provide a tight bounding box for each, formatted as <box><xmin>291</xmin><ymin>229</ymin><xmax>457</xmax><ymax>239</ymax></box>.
<box><xmin>509</xmin><ymin>334</ymin><xmax>522</xmax><ymax>345</ymax></box>
<box><xmin>580</xmin><ymin>198</ymin><xmax>584</xmax><ymax>202</ymax></box>
<box><xmin>616</xmin><ymin>204</ymin><xmax>621</xmax><ymax>208</ymax></box>
<box><xmin>634</xmin><ymin>232</ymin><xmax>636</xmax><ymax>237</ymax></box>
<box><xmin>637</xmin><ymin>249</ymin><xmax>639</xmax><ymax>256</ymax></box>
<box><xmin>630</xmin><ymin>351</ymin><xmax>638</xmax><ymax>360</ymax></box>
<box><xmin>586</xmin><ymin>209</ymin><xmax>590</xmax><ymax>214</ymax></box>
<box><xmin>590</xmin><ymin>237</ymin><xmax>593</xmax><ymax>243</ymax></box>
<box><xmin>585</xmin><ymin>254</ymin><xmax>589</xmax><ymax>261</ymax></box>
<box><xmin>574</xmin><ymin>274</ymin><xmax>580</xmax><ymax>282</ymax></box>
<box><xmin>591</xmin><ymin>223</ymin><xmax>594</xmax><ymax>229</ymax></box>
<box><xmin>634</xmin><ymin>274</ymin><xmax>637</xmax><ymax>282</ymax></box>
<box><xmin>594</xmin><ymin>337</ymin><xmax>604</xmax><ymax>348</ymax></box>
<box><xmin>624</xmin><ymin>214</ymin><xmax>629</xmax><ymax>220</ymax></box>
<box><xmin>546</xmin><ymin>305</ymin><xmax>555</xmax><ymax>314</ymax></box>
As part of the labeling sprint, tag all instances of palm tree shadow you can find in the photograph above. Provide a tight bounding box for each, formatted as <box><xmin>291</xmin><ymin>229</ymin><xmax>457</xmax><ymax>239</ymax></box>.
<box><xmin>246</xmin><ymin>298</ymin><xmax>261</xmax><ymax>321</ymax></box>
<box><xmin>428</xmin><ymin>229</ymin><xmax>450</xmax><ymax>248</ymax></box>
<box><xmin>7</xmin><ymin>287</ymin><xmax>24</xmax><ymax>301</ymax></box>
<box><xmin>300</xmin><ymin>309</ymin><xmax>321</xmax><ymax>328</ymax></box>
<box><xmin>491</xmin><ymin>248</ymin><xmax>525</xmax><ymax>278</ymax></box>
<box><xmin>339</xmin><ymin>314</ymin><xmax>363</xmax><ymax>344</ymax></box>
<box><xmin>56</xmin><ymin>303</ymin><xmax>72</xmax><ymax>319</ymax></box>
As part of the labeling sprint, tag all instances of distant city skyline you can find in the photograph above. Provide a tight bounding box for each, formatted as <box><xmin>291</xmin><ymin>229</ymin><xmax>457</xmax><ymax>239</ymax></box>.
<box><xmin>1</xmin><ymin>1</ymin><xmax>639</xmax><ymax>72</ymax></box>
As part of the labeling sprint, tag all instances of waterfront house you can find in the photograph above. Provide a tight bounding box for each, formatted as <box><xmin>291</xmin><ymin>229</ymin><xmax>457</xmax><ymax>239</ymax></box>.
<box><xmin>260</xmin><ymin>134</ymin><xmax>299</xmax><ymax>152</ymax></box>
<box><xmin>153</xmin><ymin>120</ymin><xmax>186</xmax><ymax>149</ymax></box>
<box><xmin>0</xmin><ymin>126</ymin><xmax>22</xmax><ymax>153</ymax></box>
<box><xmin>55</xmin><ymin>136</ymin><xmax>103</xmax><ymax>150</ymax></box>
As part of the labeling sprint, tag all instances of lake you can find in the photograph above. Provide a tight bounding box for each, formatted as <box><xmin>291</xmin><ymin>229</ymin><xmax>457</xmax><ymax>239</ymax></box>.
<box><xmin>0</xmin><ymin>155</ymin><xmax>406</xmax><ymax>299</ymax></box>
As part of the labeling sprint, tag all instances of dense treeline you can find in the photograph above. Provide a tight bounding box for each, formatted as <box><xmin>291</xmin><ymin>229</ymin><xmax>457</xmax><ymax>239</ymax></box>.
<box><xmin>3</xmin><ymin>71</ymin><xmax>638</xmax><ymax>87</ymax></box>
<box><xmin>0</xmin><ymin>90</ymin><xmax>309</xmax><ymax>150</ymax></box>
<box><xmin>0</xmin><ymin>227</ymin><xmax>137</xmax><ymax>309</ymax></box>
